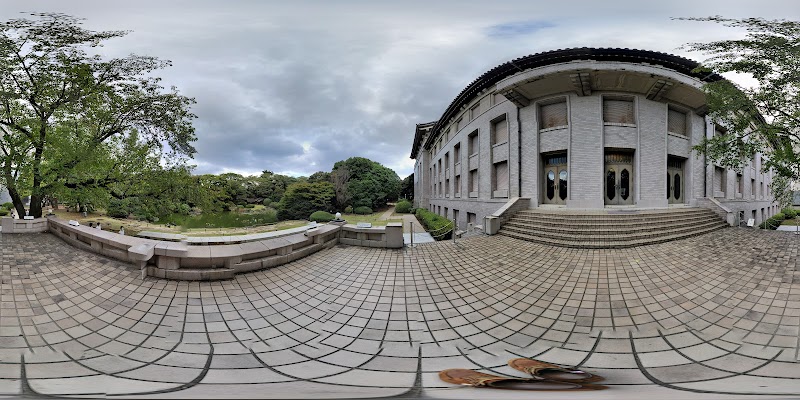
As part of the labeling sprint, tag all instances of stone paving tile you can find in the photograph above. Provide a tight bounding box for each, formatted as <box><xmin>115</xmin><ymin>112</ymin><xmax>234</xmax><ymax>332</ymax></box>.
<box><xmin>1</xmin><ymin>228</ymin><xmax>799</xmax><ymax>398</ymax></box>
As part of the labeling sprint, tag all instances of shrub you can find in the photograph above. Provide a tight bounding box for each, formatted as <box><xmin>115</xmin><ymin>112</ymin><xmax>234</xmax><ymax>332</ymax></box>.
<box><xmin>760</xmin><ymin>217</ymin><xmax>780</xmax><ymax>230</ymax></box>
<box><xmin>354</xmin><ymin>206</ymin><xmax>372</xmax><ymax>215</ymax></box>
<box><xmin>781</xmin><ymin>208</ymin><xmax>797</xmax><ymax>219</ymax></box>
<box><xmin>106</xmin><ymin>199</ymin><xmax>130</xmax><ymax>218</ymax></box>
<box><xmin>244</xmin><ymin>204</ymin><xmax>256</xmax><ymax>209</ymax></box>
<box><xmin>277</xmin><ymin>182</ymin><xmax>335</xmax><ymax>220</ymax></box>
<box><xmin>772</xmin><ymin>212</ymin><xmax>786</xmax><ymax>221</ymax></box>
<box><xmin>1</xmin><ymin>202</ymin><xmax>12</xmax><ymax>209</ymax></box>
<box><xmin>309</xmin><ymin>211</ymin><xmax>335</xmax><ymax>222</ymax></box>
<box><xmin>344</xmin><ymin>206</ymin><xmax>353</xmax><ymax>214</ymax></box>
<box><xmin>0</xmin><ymin>209</ymin><xmax>8</xmax><ymax>216</ymax></box>
<box><xmin>415</xmin><ymin>208</ymin><xmax>452</xmax><ymax>240</ymax></box>
<box><xmin>395</xmin><ymin>200</ymin><xmax>412</xmax><ymax>213</ymax></box>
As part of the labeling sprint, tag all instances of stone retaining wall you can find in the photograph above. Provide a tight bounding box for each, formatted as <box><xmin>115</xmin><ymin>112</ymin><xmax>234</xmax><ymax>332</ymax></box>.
<box><xmin>42</xmin><ymin>217</ymin><xmax>403</xmax><ymax>281</ymax></box>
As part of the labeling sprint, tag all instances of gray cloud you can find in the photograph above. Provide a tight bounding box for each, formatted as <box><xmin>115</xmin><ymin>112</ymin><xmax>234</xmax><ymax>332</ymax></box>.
<box><xmin>2</xmin><ymin>0</ymin><xmax>798</xmax><ymax>177</ymax></box>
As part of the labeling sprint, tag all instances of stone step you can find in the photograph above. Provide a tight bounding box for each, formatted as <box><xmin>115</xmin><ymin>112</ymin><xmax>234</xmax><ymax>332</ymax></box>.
<box><xmin>505</xmin><ymin>215</ymin><xmax>719</xmax><ymax>231</ymax></box>
<box><xmin>500</xmin><ymin>219</ymin><xmax>727</xmax><ymax>243</ymax></box>
<box><xmin>497</xmin><ymin>207</ymin><xmax>727</xmax><ymax>248</ymax></box>
<box><xmin>498</xmin><ymin>223</ymin><xmax>727</xmax><ymax>249</ymax></box>
<box><xmin>146</xmin><ymin>266</ymin><xmax>236</xmax><ymax>281</ymax></box>
<box><xmin>512</xmin><ymin>210</ymin><xmax>716</xmax><ymax>222</ymax></box>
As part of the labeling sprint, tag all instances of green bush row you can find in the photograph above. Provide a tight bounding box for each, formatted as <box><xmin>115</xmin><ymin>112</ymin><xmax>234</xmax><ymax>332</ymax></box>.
<box><xmin>414</xmin><ymin>208</ymin><xmax>451</xmax><ymax>240</ymax></box>
<box><xmin>309</xmin><ymin>211</ymin><xmax>335</xmax><ymax>222</ymax></box>
<box><xmin>395</xmin><ymin>200</ymin><xmax>412</xmax><ymax>213</ymax></box>
<box><xmin>1</xmin><ymin>202</ymin><xmax>12</xmax><ymax>210</ymax></box>
<box><xmin>0</xmin><ymin>209</ymin><xmax>8</xmax><ymax>216</ymax></box>
<box><xmin>781</xmin><ymin>208</ymin><xmax>797</xmax><ymax>219</ymax></box>
<box><xmin>354</xmin><ymin>206</ymin><xmax>373</xmax><ymax>215</ymax></box>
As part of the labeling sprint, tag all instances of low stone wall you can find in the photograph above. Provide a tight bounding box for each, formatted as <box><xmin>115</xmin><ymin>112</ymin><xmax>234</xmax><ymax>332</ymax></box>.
<box><xmin>1</xmin><ymin>217</ymin><xmax>49</xmax><ymax>233</ymax></box>
<box><xmin>46</xmin><ymin>217</ymin><xmax>404</xmax><ymax>281</ymax></box>
<box><xmin>484</xmin><ymin>197</ymin><xmax>531</xmax><ymax>235</ymax></box>
<box><xmin>338</xmin><ymin>222</ymin><xmax>403</xmax><ymax>248</ymax></box>
<box><xmin>696</xmin><ymin>197</ymin><xmax>735</xmax><ymax>226</ymax></box>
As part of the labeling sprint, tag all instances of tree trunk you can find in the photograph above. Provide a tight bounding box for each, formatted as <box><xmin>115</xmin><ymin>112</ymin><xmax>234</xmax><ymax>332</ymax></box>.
<box><xmin>29</xmin><ymin>140</ymin><xmax>44</xmax><ymax>218</ymax></box>
<box><xmin>1</xmin><ymin>161</ymin><xmax>26</xmax><ymax>217</ymax></box>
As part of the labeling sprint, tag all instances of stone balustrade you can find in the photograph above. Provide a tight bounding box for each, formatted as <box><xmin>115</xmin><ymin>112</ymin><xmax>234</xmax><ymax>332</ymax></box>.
<box><xmin>39</xmin><ymin>217</ymin><xmax>403</xmax><ymax>281</ymax></box>
<box><xmin>1</xmin><ymin>216</ymin><xmax>49</xmax><ymax>233</ymax></box>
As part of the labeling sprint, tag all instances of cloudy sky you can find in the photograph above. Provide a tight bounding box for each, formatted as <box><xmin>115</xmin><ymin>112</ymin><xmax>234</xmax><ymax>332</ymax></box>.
<box><xmin>2</xmin><ymin>1</ymin><xmax>798</xmax><ymax>178</ymax></box>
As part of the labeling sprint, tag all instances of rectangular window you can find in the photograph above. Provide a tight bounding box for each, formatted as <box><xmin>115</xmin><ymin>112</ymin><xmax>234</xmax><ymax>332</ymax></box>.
<box><xmin>456</xmin><ymin>118</ymin><xmax>463</xmax><ymax>132</ymax></box>
<box><xmin>492</xmin><ymin>116</ymin><xmax>508</xmax><ymax>145</ymax></box>
<box><xmin>469</xmin><ymin>131</ymin><xmax>479</xmax><ymax>156</ymax></box>
<box><xmin>751</xmin><ymin>178</ymin><xmax>756</xmax><ymax>198</ymax></box>
<box><xmin>493</xmin><ymin>161</ymin><xmax>509</xmax><ymax>197</ymax></box>
<box><xmin>445</xmin><ymin>178</ymin><xmax>450</xmax><ymax>196</ymax></box>
<box><xmin>469</xmin><ymin>169</ymin><xmax>478</xmax><ymax>197</ymax></box>
<box><xmin>668</xmin><ymin>108</ymin><xmax>687</xmax><ymax>135</ymax></box>
<box><xmin>493</xmin><ymin>93</ymin><xmax>506</xmax><ymax>105</ymax></box>
<box><xmin>455</xmin><ymin>174</ymin><xmax>461</xmax><ymax>196</ymax></box>
<box><xmin>444</xmin><ymin>207</ymin><xmax>448</xmax><ymax>218</ymax></box>
<box><xmin>467</xmin><ymin>212</ymin><xmax>476</xmax><ymax>225</ymax></box>
<box><xmin>444</xmin><ymin>152</ymin><xmax>449</xmax><ymax>170</ymax></box>
<box><xmin>453</xmin><ymin>209</ymin><xmax>459</xmax><ymax>229</ymax></box>
<box><xmin>737</xmin><ymin>173</ymin><xmax>743</xmax><ymax>195</ymax></box>
<box><xmin>760</xmin><ymin>182</ymin><xmax>764</xmax><ymax>197</ymax></box>
<box><xmin>714</xmin><ymin>167</ymin><xmax>725</xmax><ymax>195</ymax></box>
<box><xmin>539</xmin><ymin>100</ymin><xmax>568</xmax><ymax>129</ymax></box>
<box><xmin>470</xmin><ymin>103</ymin><xmax>481</xmax><ymax>120</ymax></box>
<box><xmin>454</xmin><ymin>143</ymin><xmax>461</xmax><ymax>164</ymax></box>
<box><xmin>603</xmin><ymin>97</ymin><xmax>635</xmax><ymax>125</ymax></box>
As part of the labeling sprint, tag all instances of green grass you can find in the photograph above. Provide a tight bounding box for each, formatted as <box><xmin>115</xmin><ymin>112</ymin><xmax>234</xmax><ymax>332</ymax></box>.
<box><xmin>179</xmin><ymin>211</ymin><xmax>278</xmax><ymax>229</ymax></box>
<box><xmin>339</xmin><ymin>209</ymin><xmax>400</xmax><ymax>226</ymax></box>
<box><xmin>780</xmin><ymin>218</ymin><xmax>800</xmax><ymax>226</ymax></box>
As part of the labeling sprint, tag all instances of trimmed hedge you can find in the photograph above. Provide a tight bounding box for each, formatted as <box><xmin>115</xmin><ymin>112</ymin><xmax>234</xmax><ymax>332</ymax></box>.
<box><xmin>0</xmin><ymin>209</ymin><xmax>8</xmax><ymax>216</ymax></box>
<box><xmin>354</xmin><ymin>206</ymin><xmax>373</xmax><ymax>215</ymax></box>
<box><xmin>772</xmin><ymin>212</ymin><xmax>786</xmax><ymax>221</ymax></box>
<box><xmin>781</xmin><ymin>208</ymin><xmax>797</xmax><ymax>219</ymax></box>
<box><xmin>309</xmin><ymin>211</ymin><xmax>335</xmax><ymax>222</ymax></box>
<box><xmin>344</xmin><ymin>206</ymin><xmax>353</xmax><ymax>214</ymax></box>
<box><xmin>395</xmin><ymin>200</ymin><xmax>412</xmax><ymax>213</ymax></box>
<box><xmin>759</xmin><ymin>216</ymin><xmax>782</xmax><ymax>230</ymax></box>
<box><xmin>415</xmin><ymin>208</ymin><xmax>451</xmax><ymax>240</ymax></box>
<box><xmin>1</xmin><ymin>202</ymin><xmax>12</xmax><ymax>209</ymax></box>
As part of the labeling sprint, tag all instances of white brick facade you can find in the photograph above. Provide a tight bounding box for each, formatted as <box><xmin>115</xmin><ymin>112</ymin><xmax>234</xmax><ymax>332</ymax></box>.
<box><xmin>410</xmin><ymin>49</ymin><xmax>779</xmax><ymax>230</ymax></box>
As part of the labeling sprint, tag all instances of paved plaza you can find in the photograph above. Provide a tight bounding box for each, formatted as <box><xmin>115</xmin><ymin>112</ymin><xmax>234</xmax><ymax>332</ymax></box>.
<box><xmin>0</xmin><ymin>228</ymin><xmax>799</xmax><ymax>399</ymax></box>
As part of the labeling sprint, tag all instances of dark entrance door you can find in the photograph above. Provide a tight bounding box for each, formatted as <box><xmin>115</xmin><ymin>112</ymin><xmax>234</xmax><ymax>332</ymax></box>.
<box><xmin>604</xmin><ymin>151</ymin><xmax>634</xmax><ymax>206</ymax></box>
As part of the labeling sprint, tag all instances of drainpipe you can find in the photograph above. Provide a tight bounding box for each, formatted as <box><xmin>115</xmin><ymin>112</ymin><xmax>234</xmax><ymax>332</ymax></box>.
<box><xmin>517</xmin><ymin>105</ymin><xmax>522</xmax><ymax>195</ymax></box>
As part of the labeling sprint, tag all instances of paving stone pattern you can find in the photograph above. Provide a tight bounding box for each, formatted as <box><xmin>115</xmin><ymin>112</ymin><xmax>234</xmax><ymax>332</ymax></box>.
<box><xmin>0</xmin><ymin>228</ymin><xmax>799</xmax><ymax>399</ymax></box>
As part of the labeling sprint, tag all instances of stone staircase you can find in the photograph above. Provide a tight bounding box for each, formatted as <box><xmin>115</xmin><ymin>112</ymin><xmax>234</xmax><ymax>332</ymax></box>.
<box><xmin>498</xmin><ymin>207</ymin><xmax>728</xmax><ymax>248</ymax></box>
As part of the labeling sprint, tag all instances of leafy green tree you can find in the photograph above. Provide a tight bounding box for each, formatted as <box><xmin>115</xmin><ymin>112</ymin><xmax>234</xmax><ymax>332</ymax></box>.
<box><xmin>679</xmin><ymin>17</ymin><xmax>800</xmax><ymax>205</ymax></box>
<box><xmin>0</xmin><ymin>13</ymin><xmax>196</xmax><ymax>217</ymax></box>
<box><xmin>400</xmin><ymin>173</ymin><xmax>414</xmax><ymax>201</ymax></box>
<box><xmin>307</xmin><ymin>171</ymin><xmax>331</xmax><ymax>183</ymax></box>
<box><xmin>277</xmin><ymin>181</ymin><xmax>335</xmax><ymax>220</ymax></box>
<box><xmin>331</xmin><ymin>157</ymin><xmax>400</xmax><ymax>210</ymax></box>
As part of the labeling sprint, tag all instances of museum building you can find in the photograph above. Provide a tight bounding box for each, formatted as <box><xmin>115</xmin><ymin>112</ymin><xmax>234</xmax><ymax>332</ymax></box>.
<box><xmin>410</xmin><ymin>48</ymin><xmax>779</xmax><ymax>233</ymax></box>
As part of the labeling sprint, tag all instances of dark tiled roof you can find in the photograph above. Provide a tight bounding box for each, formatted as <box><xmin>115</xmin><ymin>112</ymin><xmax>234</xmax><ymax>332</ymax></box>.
<box><xmin>410</xmin><ymin>121</ymin><xmax>436</xmax><ymax>159</ymax></box>
<box><xmin>414</xmin><ymin>47</ymin><xmax>722</xmax><ymax>155</ymax></box>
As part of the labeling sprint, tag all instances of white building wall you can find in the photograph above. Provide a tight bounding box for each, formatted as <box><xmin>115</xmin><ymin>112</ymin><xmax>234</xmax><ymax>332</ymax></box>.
<box><xmin>418</xmin><ymin>64</ymin><xmax>779</xmax><ymax>229</ymax></box>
